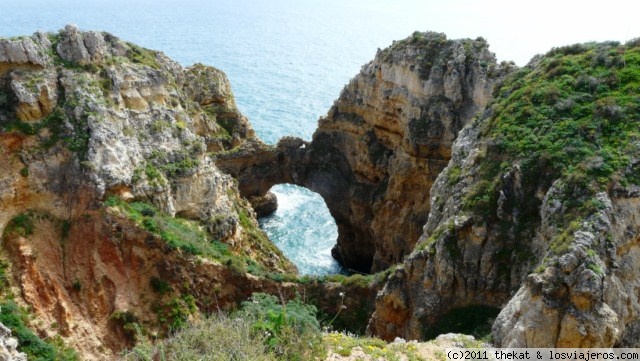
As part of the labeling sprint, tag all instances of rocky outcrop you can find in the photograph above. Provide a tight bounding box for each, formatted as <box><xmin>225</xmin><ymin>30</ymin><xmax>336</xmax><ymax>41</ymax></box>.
<box><xmin>0</xmin><ymin>34</ymin><xmax>50</xmax><ymax>75</ymax></box>
<box><xmin>0</xmin><ymin>25</ymin><xmax>299</xmax><ymax>359</ymax></box>
<box><xmin>4</xmin><ymin>24</ymin><xmax>639</xmax><ymax>357</ymax></box>
<box><xmin>0</xmin><ymin>202</ymin><xmax>378</xmax><ymax>359</ymax></box>
<box><xmin>367</xmin><ymin>117</ymin><xmax>539</xmax><ymax>341</ymax></box>
<box><xmin>492</xmin><ymin>187</ymin><xmax>640</xmax><ymax>347</ymax></box>
<box><xmin>249</xmin><ymin>191</ymin><xmax>279</xmax><ymax>217</ymax></box>
<box><xmin>218</xmin><ymin>32</ymin><xmax>513</xmax><ymax>272</ymax></box>
<box><xmin>0</xmin><ymin>25</ymin><xmax>289</xmax><ymax>265</ymax></box>
<box><xmin>369</xmin><ymin>40</ymin><xmax>640</xmax><ymax>347</ymax></box>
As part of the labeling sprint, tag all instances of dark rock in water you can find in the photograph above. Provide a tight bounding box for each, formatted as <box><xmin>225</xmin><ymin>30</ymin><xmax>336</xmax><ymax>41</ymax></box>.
<box><xmin>250</xmin><ymin>191</ymin><xmax>278</xmax><ymax>217</ymax></box>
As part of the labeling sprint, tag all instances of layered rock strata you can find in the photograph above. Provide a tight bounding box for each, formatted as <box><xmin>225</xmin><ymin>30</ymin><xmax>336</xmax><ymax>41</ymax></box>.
<box><xmin>0</xmin><ymin>25</ymin><xmax>303</xmax><ymax>358</ymax></box>
<box><xmin>369</xmin><ymin>40</ymin><xmax>640</xmax><ymax>347</ymax></box>
<box><xmin>218</xmin><ymin>32</ymin><xmax>512</xmax><ymax>272</ymax></box>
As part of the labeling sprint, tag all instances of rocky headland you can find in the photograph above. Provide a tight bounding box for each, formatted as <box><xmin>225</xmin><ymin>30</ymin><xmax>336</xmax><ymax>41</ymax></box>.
<box><xmin>218</xmin><ymin>32</ymin><xmax>513</xmax><ymax>273</ymax></box>
<box><xmin>1</xmin><ymin>25</ymin><xmax>640</xmax><ymax>360</ymax></box>
<box><xmin>0</xmin><ymin>25</ymin><xmax>375</xmax><ymax>360</ymax></box>
<box><xmin>221</xmin><ymin>32</ymin><xmax>640</xmax><ymax>347</ymax></box>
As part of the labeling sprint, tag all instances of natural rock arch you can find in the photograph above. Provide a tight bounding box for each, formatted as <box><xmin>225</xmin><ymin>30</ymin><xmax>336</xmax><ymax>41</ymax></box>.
<box><xmin>217</xmin><ymin>32</ymin><xmax>510</xmax><ymax>273</ymax></box>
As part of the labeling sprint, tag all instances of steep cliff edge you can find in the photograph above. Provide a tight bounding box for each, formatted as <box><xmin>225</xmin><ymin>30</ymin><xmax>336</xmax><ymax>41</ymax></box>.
<box><xmin>370</xmin><ymin>40</ymin><xmax>640</xmax><ymax>347</ymax></box>
<box><xmin>218</xmin><ymin>32</ymin><xmax>513</xmax><ymax>272</ymax></box>
<box><xmin>0</xmin><ymin>25</ymin><xmax>310</xmax><ymax>359</ymax></box>
<box><xmin>220</xmin><ymin>33</ymin><xmax>640</xmax><ymax>347</ymax></box>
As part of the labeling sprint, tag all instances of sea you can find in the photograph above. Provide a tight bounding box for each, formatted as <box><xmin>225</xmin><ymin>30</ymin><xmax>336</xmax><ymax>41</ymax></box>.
<box><xmin>1</xmin><ymin>0</ymin><xmax>449</xmax><ymax>275</ymax></box>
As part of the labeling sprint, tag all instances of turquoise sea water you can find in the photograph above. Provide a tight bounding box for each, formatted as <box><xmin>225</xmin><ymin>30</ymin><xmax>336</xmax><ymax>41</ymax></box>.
<box><xmin>0</xmin><ymin>0</ymin><xmax>448</xmax><ymax>275</ymax></box>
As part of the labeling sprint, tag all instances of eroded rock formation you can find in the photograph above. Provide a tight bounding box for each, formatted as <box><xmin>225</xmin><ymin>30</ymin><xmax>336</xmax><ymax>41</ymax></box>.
<box><xmin>369</xmin><ymin>41</ymin><xmax>640</xmax><ymax>347</ymax></box>
<box><xmin>218</xmin><ymin>32</ymin><xmax>512</xmax><ymax>272</ymax></box>
<box><xmin>0</xmin><ymin>25</ymin><xmax>307</xmax><ymax>359</ymax></box>
<box><xmin>221</xmin><ymin>34</ymin><xmax>640</xmax><ymax>348</ymax></box>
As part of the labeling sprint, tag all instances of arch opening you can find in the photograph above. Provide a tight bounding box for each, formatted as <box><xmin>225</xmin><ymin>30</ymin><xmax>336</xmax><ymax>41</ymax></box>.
<box><xmin>258</xmin><ymin>184</ymin><xmax>346</xmax><ymax>276</ymax></box>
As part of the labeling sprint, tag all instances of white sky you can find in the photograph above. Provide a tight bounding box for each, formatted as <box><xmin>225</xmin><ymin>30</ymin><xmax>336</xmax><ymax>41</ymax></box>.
<box><xmin>384</xmin><ymin>0</ymin><xmax>639</xmax><ymax>65</ymax></box>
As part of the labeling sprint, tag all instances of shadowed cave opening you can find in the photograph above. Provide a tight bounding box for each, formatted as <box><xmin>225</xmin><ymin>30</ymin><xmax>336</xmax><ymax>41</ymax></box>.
<box><xmin>422</xmin><ymin>305</ymin><xmax>500</xmax><ymax>341</ymax></box>
<box><xmin>258</xmin><ymin>184</ymin><xmax>347</xmax><ymax>276</ymax></box>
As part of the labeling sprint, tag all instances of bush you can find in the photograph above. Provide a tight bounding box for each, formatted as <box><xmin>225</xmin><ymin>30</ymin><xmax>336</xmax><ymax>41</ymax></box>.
<box><xmin>238</xmin><ymin>293</ymin><xmax>325</xmax><ymax>360</ymax></box>
<box><xmin>4</xmin><ymin>213</ymin><xmax>34</xmax><ymax>237</ymax></box>
<box><xmin>150</xmin><ymin>277</ymin><xmax>171</xmax><ymax>295</ymax></box>
<box><xmin>124</xmin><ymin>293</ymin><xmax>327</xmax><ymax>361</ymax></box>
<box><xmin>123</xmin><ymin>314</ymin><xmax>276</xmax><ymax>361</ymax></box>
<box><xmin>0</xmin><ymin>301</ymin><xmax>78</xmax><ymax>360</ymax></box>
<box><xmin>111</xmin><ymin>310</ymin><xmax>140</xmax><ymax>341</ymax></box>
<box><xmin>156</xmin><ymin>295</ymin><xmax>198</xmax><ymax>332</ymax></box>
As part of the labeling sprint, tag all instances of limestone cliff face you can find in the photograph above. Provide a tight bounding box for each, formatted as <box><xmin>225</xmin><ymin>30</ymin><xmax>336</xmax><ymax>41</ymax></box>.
<box><xmin>369</xmin><ymin>40</ymin><xmax>640</xmax><ymax>347</ymax></box>
<box><xmin>5</xmin><ymin>24</ymin><xmax>639</xmax><ymax>356</ymax></box>
<box><xmin>0</xmin><ymin>25</ymin><xmax>299</xmax><ymax>359</ymax></box>
<box><xmin>219</xmin><ymin>32</ymin><xmax>511</xmax><ymax>273</ymax></box>
<box><xmin>0</xmin><ymin>25</ymin><xmax>291</xmax><ymax>268</ymax></box>
<box><xmin>0</xmin><ymin>205</ymin><xmax>377</xmax><ymax>359</ymax></box>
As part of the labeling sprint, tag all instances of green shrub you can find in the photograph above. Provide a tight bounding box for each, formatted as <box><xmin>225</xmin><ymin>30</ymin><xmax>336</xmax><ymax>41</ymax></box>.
<box><xmin>490</xmin><ymin>41</ymin><xmax>640</xmax><ymax>190</ymax></box>
<box><xmin>156</xmin><ymin>294</ymin><xmax>197</xmax><ymax>332</ymax></box>
<box><xmin>125</xmin><ymin>43</ymin><xmax>160</xmax><ymax>69</ymax></box>
<box><xmin>5</xmin><ymin>213</ymin><xmax>35</xmax><ymax>237</ymax></box>
<box><xmin>238</xmin><ymin>293</ymin><xmax>324</xmax><ymax>360</ymax></box>
<box><xmin>0</xmin><ymin>301</ymin><xmax>78</xmax><ymax>360</ymax></box>
<box><xmin>61</xmin><ymin>220</ymin><xmax>71</xmax><ymax>239</ymax></box>
<box><xmin>323</xmin><ymin>332</ymin><xmax>424</xmax><ymax>360</ymax></box>
<box><xmin>150</xmin><ymin>277</ymin><xmax>171</xmax><ymax>295</ymax></box>
<box><xmin>446</xmin><ymin>166</ymin><xmax>462</xmax><ymax>186</ymax></box>
<box><xmin>123</xmin><ymin>314</ymin><xmax>276</xmax><ymax>361</ymax></box>
<box><xmin>467</xmin><ymin>40</ymin><xmax>640</xmax><ymax>257</ymax></box>
<box><xmin>71</xmin><ymin>279</ymin><xmax>81</xmax><ymax>292</ymax></box>
<box><xmin>111</xmin><ymin>310</ymin><xmax>140</xmax><ymax>341</ymax></box>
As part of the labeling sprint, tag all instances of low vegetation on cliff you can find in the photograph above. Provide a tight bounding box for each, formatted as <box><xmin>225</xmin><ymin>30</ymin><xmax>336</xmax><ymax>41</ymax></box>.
<box><xmin>473</xmin><ymin>40</ymin><xmax>640</xmax><ymax>244</ymax></box>
<box><xmin>372</xmin><ymin>38</ymin><xmax>640</xmax><ymax>346</ymax></box>
<box><xmin>123</xmin><ymin>292</ymin><xmax>471</xmax><ymax>361</ymax></box>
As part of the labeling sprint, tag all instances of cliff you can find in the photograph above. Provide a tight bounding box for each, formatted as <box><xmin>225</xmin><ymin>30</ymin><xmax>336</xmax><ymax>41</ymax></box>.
<box><xmin>218</xmin><ymin>32</ymin><xmax>513</xmax><ymax>273</ymax></box>
<box><xmin>221</xmin><ymin>32</ymin><xmax>640</xmax><ymax>347</ymax></box>
<box><xmin>3</xmin><ymin>24</ymin><xmax>640</xmax><ymax>358</ymax></box>
<box><xmin>369</xmin><ymin>40</ymin><xmax>640</xmax><ymax>346</ymax></box>
<box><xmin>0</xmin><ymin>26</ymin><xmax>379</xmax><ymax>359</ymax></box>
